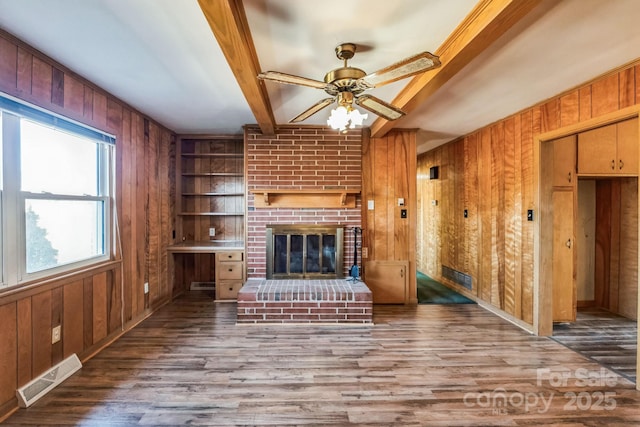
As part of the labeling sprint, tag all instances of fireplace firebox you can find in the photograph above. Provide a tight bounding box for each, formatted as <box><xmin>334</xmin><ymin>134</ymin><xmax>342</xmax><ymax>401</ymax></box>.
<box><xmin>266</xmin><ymin>224</ymin><xmax>344</xmax><ymax>279</ymax></box>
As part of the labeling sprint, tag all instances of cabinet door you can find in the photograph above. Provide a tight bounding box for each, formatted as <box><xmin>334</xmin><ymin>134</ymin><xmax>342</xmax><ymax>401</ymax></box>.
<box><xmin>552</xmin><ymin>191</ymin><xmax>576</xmax><ymax>322</ymax></box>
<box><xmin>577</xmin><ymin>124</ymin><xmax>616</xmax><ymax>174</ymax></box>
<box><xmin>552</xmin><ymin>135</ymin><xmax>576</xmax><ymax>187</ymax></box>
<box><xmin>616</xmin><ymin>118</ymin><xmax>639</xmax><ymax>174</ymax></box>
<box><xmin>364</xmin><ymin>260</ymin><xmax>408</xmax><ymax>303</ymax></box>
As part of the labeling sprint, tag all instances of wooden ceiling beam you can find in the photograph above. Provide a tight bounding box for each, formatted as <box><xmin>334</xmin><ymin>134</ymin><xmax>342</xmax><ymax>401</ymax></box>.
<box><xmin>198</xmin><ymin>0</ymin><xmax>275</xmax><ymax>135</ymax></box>
<box><xmin>369</xmin><ymin>0</ymin><xmax>542</xmax><ymax>138</ymax></box>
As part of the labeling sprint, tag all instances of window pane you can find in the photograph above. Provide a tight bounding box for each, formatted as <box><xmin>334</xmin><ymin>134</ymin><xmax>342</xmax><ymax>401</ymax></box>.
<box><xmin>25</xmin><ymin>199</ymin><xmax>104</xmax><ymax>273</ymax></box>
<box><xmin>21</xmin><ymin>119</ymin><xmax>99</xmax><ymax>195</ymax></box>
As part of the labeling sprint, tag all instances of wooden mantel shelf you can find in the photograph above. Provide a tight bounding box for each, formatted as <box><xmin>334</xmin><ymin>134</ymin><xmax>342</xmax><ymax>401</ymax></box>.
<box><xmin>250</xmin><ymin>189</ymin><xmax>360</xmax><ymax>208</ymax></box>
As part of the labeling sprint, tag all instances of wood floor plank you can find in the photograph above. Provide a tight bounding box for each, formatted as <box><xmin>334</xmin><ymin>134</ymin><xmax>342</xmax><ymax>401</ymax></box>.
<box><xmin>4</xmin><ymin>293</ymin><xmax>640</xmax><ymax>426</ymax></box>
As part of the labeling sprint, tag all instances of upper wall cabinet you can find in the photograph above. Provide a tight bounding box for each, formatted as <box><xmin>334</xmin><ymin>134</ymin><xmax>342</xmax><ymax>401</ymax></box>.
<box><xmin>577</xmin><ymin>118</ymin><xmax>639</xmax><ymax>175</ymax></box>
<box><xmin>552</xmin><ymin>135</ymin><xmax>576</xmax><ymax>188</ymax></box>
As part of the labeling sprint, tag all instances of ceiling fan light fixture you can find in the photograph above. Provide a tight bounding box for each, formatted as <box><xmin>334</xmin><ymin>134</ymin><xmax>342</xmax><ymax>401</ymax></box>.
<box><xmin>327</xmin><ymin>105</ymin><xmax>368</xmax><ymax>133</ymax></box>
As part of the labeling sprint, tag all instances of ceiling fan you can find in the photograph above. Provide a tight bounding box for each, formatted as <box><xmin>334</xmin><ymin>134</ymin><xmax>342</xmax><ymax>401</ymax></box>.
<box><xmin>257</xmin><ymin>43</ymin><xmax>441</xmax><ymax>125</ymax></box>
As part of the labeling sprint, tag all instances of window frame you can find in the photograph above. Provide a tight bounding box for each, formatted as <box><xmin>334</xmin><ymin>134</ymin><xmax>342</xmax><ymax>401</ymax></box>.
<box><xmin>0</xmin><ymin>94</ymin><xmax>116</xmax><ymax>289</ymax></box>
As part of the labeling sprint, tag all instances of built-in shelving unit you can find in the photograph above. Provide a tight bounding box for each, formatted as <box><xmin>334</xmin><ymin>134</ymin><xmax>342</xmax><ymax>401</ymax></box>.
<box><xmin>169</xmin><ymin>135</ymin><xmax>246</xmax><ymax>298</ymax></box>
<box><xmin>176</xmin><ymin>135</ymin><xmax>245</xmax><ymax>242</ymax></box>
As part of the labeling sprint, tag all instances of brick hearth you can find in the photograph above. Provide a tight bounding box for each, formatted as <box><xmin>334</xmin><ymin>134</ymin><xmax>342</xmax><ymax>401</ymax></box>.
<box><xmin>237</xmin><ymin>279</ymin><xmax>372</xmax><ymax>324</ymax></box>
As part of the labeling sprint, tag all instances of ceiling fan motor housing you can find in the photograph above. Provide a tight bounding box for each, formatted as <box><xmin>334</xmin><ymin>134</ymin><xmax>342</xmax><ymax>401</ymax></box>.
<box><xmin>324</xmin><ymin>67</ymin><xmax>366</xmax><ymax>93</ymax></box>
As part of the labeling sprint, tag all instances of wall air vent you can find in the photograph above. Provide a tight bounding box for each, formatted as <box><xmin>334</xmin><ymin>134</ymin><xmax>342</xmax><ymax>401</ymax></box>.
<box><xmin>16</xmin><ymin>353</ymin><xmax>82</xmax><ymax>407</ymax></box>
<box><xmin>442</xmin><ymin>265</ymin><xmax>473</xmax><ymax>290</ymax></box>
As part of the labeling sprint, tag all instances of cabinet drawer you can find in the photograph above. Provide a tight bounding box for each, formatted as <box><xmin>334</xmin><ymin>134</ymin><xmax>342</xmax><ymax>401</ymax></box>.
<box><xmin>216</xmin><ymin>281</ymin><xmax>243</xmax><ymax>300</ymax></box>
<box><xmin>218</xmin><ymin>262</ymin><xmax>243</xmax><ymax>280</ymax></box>
<box><xmin>218</xmin><ymin>251</ymin><xmax>243</xmax><ymax>262</ymax></box>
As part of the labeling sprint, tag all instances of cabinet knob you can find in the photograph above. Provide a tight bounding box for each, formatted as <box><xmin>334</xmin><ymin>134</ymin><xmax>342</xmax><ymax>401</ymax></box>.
<box><xmin>227</xmin><ymin>255</ymin><xmax>233</xmax><ymax>258</ymax></box>
<box><xmin>567</xmin><ymin>172</ymin><xmax>572</xmax><ymax>183</ymax></box>
<box><xmin>228</xmin><ymin>268</ymin><xmax>233</xmax><ymax>272</ymax></box>
<box><xmin>565</xmin><ymin>239</ymin><xmax>572</xmax><ymax>249</ymax></box>
<box><xmin>611</xmin><ymin>160</ymin><xmax>615</xmax><ymax>170</ymax></box>
<box><xmin>619</xmin><ymin>159</ymin><xmax>624</xmax><ymax>170</ymax></box>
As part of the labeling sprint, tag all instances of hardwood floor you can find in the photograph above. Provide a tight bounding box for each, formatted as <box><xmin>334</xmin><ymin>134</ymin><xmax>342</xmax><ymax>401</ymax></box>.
<box><xmin>4</xmin><ymin>292</ymin><xmax>640</xmax><ymax>426</ymax></box>
<box><xmin>552</xmin><ymin>308</ymin><xmax>637</xmax><ymax>382</ymax></box>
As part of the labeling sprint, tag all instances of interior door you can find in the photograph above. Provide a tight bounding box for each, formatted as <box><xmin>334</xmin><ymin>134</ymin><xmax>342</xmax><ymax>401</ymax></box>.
<box><xmin>553</xmin><ymin>190</ymin><xmax>576</xmax><ymax>322</ymax></box>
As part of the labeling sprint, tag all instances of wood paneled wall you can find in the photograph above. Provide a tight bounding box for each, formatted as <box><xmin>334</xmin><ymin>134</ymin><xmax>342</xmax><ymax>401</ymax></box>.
<box><xmin>594</xmin><ymin>178</ymin><xmax>638</xmax><ymax>320</ymax></box>
<box><xmin>0</xmin><ymin>30</ymin><xmax>174</xmax><ymax>418</ymax></box>
<box><xmin>362</xmin><ymin>130</ymin><xmax>417</xmax><ymax>304</ymax></box>
<box><xmin>418</xmin><ymin>59</ymin><xmax>640</xmax><ymax>328</ymax></box>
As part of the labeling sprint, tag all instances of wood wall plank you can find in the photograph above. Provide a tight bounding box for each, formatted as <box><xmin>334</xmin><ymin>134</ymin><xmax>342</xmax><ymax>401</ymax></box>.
<box><xmin>463</xmin><ymin>134</ymin><xmax>479</xmax><ymax>295</ymax></box>
<box><xmin>503</xmin><ymin>117</ymin><xmax>516</xmax><ymax>316</ymax></box>
<box><xmin>63</xmin><ymin>73</ymin><xmax>84</xmax><ymax>117</ymax></box>
<box><xmin>31</xmin><ymin>57</ymin><xmax>52</xmax><ymax>104</ymax></box>
<box><xmin>560</xmin><ymin>91</ymin><xmax>580</xmax><ymax>127</ymax></box>
<box><xmin>92</xmin><ymin>272</ymin><xmax>108</xmax><ymax>344</ymax></box>
<box><xmin>0</xmin><ymin>303</ymin><xmax>17</xmax><ymax>403</ymax></box>
<box><xmin>491</xmin><ymin>123</ymin><xmax>505</xmax><ymax>308</ymax></box>
<box><xmin>16</xmin><ymin>47</ymin><xmax>31</xmax><ymax>96</ymax></box>
<box><xmin>618</xmin><ymin>178</ymin><xmax>638</xmax><ymax>320</ymax></box>
<box><xmin>83</xmin><ymin>277</ymin><xmax>94</xmax><ymax>348</ymax></box>
<box><xmin>592</xmin><ymin>73</ymin><xmax>619</xmax><ymax>117</ymax></box>
<box><xmin>479</xmin><ymin>127</ymin><xmax>492</xmax><ymax>302</ymax></box>
<box><xmin>63</xmin><ymin>280</ymin><xmax>84</xmax><ymax>357</ymax></box>
<box><xmin>50</xmin><ymin>287</ymin><xmax>63</xmax><ymax>365</ymax></box>
<box><xmin>0</xmin><ymin>36</ymin><xmax>17</xmax><ymax>92</ymax></box>
<box><xmin>31</xmin><ymin>292</ymin><xmax>52</xmax><ymax>377</ymax></box>
<box><xmin>513</xmin><ymin>114</ymin><xmax>523</xmax><ymax>319</ymax></box>
<box><xmin>51</xmin><ymin>67</ymin><xmax>64</xmax><ymax>107</ymax></box>
<box><xmin>16</xmin><ymin>299</ymin><xmax>32</xmax><ymax>386</ymax></box>
<box><xmin>620</xmin><ymin>67</ymin><xmax>635</xmax><ymax>109</ymax></box>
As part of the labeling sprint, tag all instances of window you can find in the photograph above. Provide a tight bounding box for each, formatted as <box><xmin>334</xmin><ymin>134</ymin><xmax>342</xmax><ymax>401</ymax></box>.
<box><xmin>0</xmin><ymin>95</ymin><xmax>115</xmax><ymax>288</ymax></box>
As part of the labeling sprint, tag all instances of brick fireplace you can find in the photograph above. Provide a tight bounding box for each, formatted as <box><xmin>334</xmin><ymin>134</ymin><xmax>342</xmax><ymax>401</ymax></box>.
<box><xmin>245</xmin><ymin>125</ymin><xmax>363</xmax><ymax>278</ymax></box>
<box><xmin>239</xmin><ymin>126</ymin><xmax>371</xmax><ymax>324</ymax></box>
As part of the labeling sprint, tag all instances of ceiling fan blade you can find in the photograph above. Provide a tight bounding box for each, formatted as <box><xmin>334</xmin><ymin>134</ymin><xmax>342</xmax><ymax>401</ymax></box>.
<box><xmin>358</xmin><ymin>51</ymin><xmax>441</xmax><ymax>89</ymax></box>
<box><xmin>355</xmin><ymin>95</ymin><xmax>405</xmax><ymax>121</ymax></box>
<box><xmin>289</xmin><ymin>97</ymin><xmax>335</xmax><ymax>123</ymax></box>
<box><xmin>258</xmin><ymin>71</ymin><xmax>336</xmax><ymax>91</ymax></box>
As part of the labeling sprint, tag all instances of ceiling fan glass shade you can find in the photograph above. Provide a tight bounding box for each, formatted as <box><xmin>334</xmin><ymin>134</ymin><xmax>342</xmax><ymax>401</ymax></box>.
<box><xmin>327</xmin><ymin>106</ymin><xmax>368</xmax><ymax>132</ymax></box>
<box><xmin>289</xmin><ymin>97</ymin><xmax>335</xmax><ymax>123</ymax></box>
<box><xmin>355</xmin><ymin>95</ymin><xmax>405</xmax><ymax>121</ymax></box>
<box><xmin>258</xmin><ymin>71</ymin><xmax>337</xmax><ymax>92</ymax></box>
<box><xmin>359</xmin><ymin>51</ymin><xmax>441</xmax><ymax>88</ymax></box>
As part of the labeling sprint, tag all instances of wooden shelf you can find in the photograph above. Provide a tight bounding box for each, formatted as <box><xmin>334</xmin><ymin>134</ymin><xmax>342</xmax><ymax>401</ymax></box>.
<box><xmin>182</xmin><ymin>172</ymin><xmax>243</xmax><ymax>177</ymax></box>
<box><xmin>182</xmin><ymin>192</ymin><xmax>244</xmax><ymax>196</ymax></box>
<box><xmin>181</xmin><ymin>153</ymin><xmax>243</xmax><ymax>158</ymax></box>
<box><xmin>179</xmin><ymin>212</ymin><xmax>244</xmax><ymax>216</ymax></box>
<box><xmin>250</xmin><ymin>189</ymin><xmax>360</xmax><ymax>208</ymax></box>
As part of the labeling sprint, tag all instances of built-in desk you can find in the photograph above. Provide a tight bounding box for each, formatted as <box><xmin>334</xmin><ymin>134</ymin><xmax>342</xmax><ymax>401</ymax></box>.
<box><xmin>167</xmin><ymin>241</ymin><xmax>245</xmax><ymax>253</ymax></box>
<box><xmin>168</xmin><ymin>241</ymin><xmax>245</xmax><ymax>300</ymax></box>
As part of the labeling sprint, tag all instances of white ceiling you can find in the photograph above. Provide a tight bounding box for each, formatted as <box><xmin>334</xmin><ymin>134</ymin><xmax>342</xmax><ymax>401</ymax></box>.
<box><xmin>1</xmin><ymin>0</ymin><xmax>640</xmax><ymax>153</ymax></box>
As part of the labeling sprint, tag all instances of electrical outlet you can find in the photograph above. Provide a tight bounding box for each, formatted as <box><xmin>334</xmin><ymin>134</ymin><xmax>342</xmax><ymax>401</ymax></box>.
<box><xmin>209</xmin><ymin>227</ymin><xmax>216</xmax><ymax>237</ymax></box>
<box><xmin>144</xmin><ymin>282</ymin><xmax>149</xmax><ymax>294</ymax></box>
<box><xmin>52</xmin><ymin>325</ymin><xmax>61</xmax><ymax>344</ymax></box>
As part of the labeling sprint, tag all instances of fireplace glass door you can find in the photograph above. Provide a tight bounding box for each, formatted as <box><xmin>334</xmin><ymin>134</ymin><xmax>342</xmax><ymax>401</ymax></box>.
<box><xmin>267</xmin><ymin>225</ymin><xmax>344</xmax><ymax>279</ymax></box>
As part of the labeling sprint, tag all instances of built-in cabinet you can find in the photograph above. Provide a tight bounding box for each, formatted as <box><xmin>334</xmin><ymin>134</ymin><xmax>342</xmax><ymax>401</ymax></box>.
<box><xmin>215</xmin><ymin>251</ymin><xmax>245</xmax><ymax>300</ymax></box>
<box><xmin>551</xmin><ymin>118</ymin><xmax>638</xmax><ymax>323</ymax></box>
<box><xmin>169</xmin><ymin>135</ymin><xmax>246</xmax><ymax>299</ymax></box>
<box><xmin>577</xmin><ymin>118</ymin><xmax>639</xmax><ymax>175</ymax></box>
<box><xmin>364</xmin><ymin>260</ymin><xmax>408</xmax><ymax>303</ymax></box>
